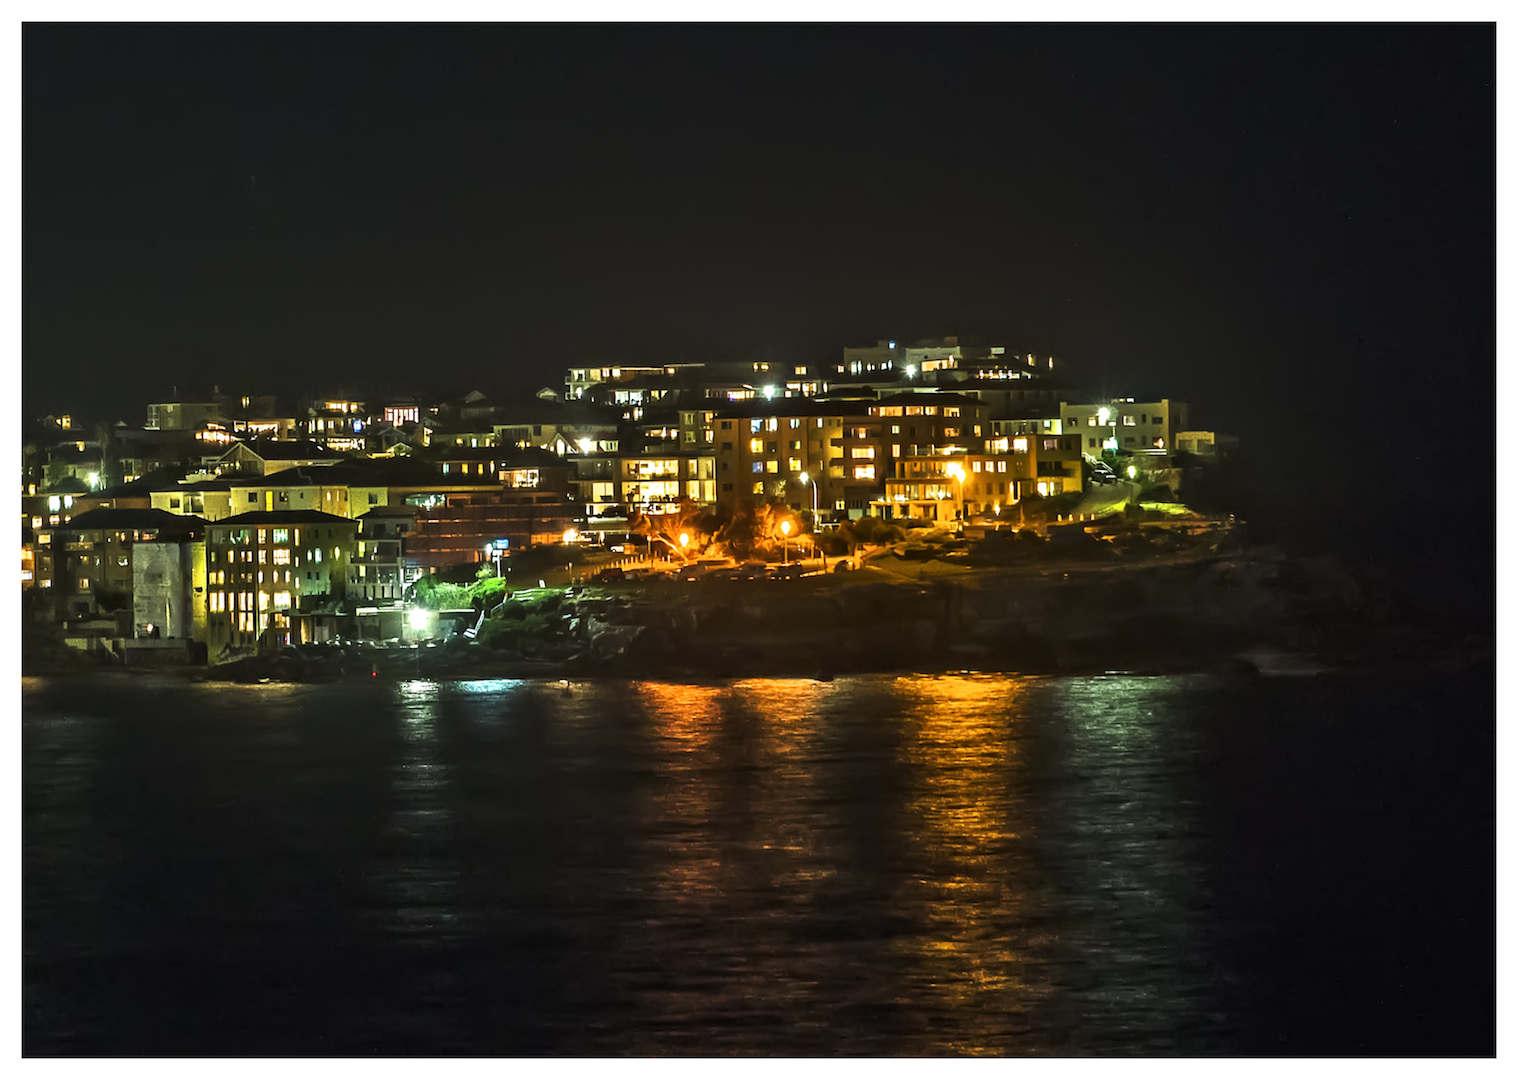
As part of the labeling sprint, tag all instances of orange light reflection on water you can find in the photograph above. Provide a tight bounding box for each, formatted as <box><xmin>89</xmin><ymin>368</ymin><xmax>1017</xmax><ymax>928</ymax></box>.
<box><xmin>893</xmin><ymin>673</ymin><xmax>1054</xmax><ymax>1054</ymax></box>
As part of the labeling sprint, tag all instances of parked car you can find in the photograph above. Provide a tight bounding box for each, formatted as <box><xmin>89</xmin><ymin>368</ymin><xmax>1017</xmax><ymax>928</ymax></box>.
<box><xmin>767</xmin><ymin>562</ymin><xmax>804</xmax><ymax>580</ymax></box>
<box><xmin>592</xmin><ymin>566</ymin><xmax>626</xmax><ymax>584</ymax></box>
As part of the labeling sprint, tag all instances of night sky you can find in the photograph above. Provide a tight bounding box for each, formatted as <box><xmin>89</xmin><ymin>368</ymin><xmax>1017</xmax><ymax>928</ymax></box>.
<box><xmin>22</xmin><ymin>24</ymin><xmax>1495</xmax><ymax>568</ymax></box>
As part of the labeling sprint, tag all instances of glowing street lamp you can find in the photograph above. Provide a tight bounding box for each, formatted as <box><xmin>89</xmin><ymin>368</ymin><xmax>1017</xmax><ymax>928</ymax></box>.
<box><xmin>1097</xmin><ymin>407</ymin><xmax>1117</xmax><ymax>455</ymax></box>
<box><xmin>798</xmin><ymin>470</ymin><xmax>819</xmax><ymax>521</ymax></box>
<box><xmin>780</xmin><ymin>519</ymin><xmax>791</xmax><ymax>564</ymax></box>
<box><xmin>945</xmin><ymin>463</ymin><xmax>966</xmax><ymax>524</ymax></box>
<box><xmin>678</xmin><ymin>532</ymin><xmax>690</xmax><ymax>561</ymax></box>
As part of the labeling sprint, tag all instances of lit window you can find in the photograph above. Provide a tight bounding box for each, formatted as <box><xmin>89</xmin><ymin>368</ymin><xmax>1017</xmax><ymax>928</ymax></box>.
<box><xmin>788</xmin><ymin>458</ymin><xmax>802</xmax><ymax>472</ymax></box>
<box><xmin>765</xmin><ymin>460</ymin><xmax>778</xmax><ymax>473</ymax></box>
<box><xmin>749</xmin><ymin>438</ymin><xmax>764</xmax><ymax>454</ymax></box>
<box><xmin>850</xmin><ymin>448</ymin><xmax>875</xmax><ymax>459</ymax></box>
<box><xmin>852</xmin><ymin>466</ymin><xmax>876</xmax><ymax>481</ymax></box>
<box><xmin>752</xmin><ymin>481</ymin><xmax>765</xmax><ymax>495</ymax></box>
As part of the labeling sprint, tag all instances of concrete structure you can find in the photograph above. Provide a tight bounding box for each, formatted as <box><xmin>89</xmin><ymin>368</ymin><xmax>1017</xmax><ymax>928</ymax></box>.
<box><xmin>132</xmin><ymin>538</ymin><xmax>207</xmax><ymax>644</ymax></box>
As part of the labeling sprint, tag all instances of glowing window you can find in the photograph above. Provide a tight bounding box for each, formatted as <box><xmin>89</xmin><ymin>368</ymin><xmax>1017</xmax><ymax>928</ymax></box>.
<box><xmin>852</xmin><ymin>466</ymin><xmax>876</xmax><ymax>481</ymax></box>
<box><xmin>765</xmin><ymin>460</ymin><xmax>778</xmax><ymax>473</ymax></box>
<box><xmin>750</xmin><ymin>439</ymin><xmax>764</xmax><ymax>454</ymax></box>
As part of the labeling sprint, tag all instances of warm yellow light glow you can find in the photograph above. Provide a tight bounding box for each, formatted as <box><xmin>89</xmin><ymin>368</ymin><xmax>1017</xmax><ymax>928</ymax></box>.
<box><xmin>946</xmin><ymin>463</ymin><xmax>965</xmax><ymax>482</ymax></box>
<box><xmin>563</xmin><ymin>529</ymin><xmax>580</xmax><ymax>544</ymax></box>
<box><xmin>781</xmin><ymin>520</ymin><xmax>791</xmax><ymax>536</ymax></box>
<box><xmin>679</xmin><ymin>532</ymin><xmax>689</xmax><ymax>548</ymax></box>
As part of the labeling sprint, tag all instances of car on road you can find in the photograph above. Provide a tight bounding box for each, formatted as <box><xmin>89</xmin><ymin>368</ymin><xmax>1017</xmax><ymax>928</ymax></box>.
<box><xmin>592</xmin><ymin>566</ymin><xmax>626</xmax><ymax>584</ymax></box>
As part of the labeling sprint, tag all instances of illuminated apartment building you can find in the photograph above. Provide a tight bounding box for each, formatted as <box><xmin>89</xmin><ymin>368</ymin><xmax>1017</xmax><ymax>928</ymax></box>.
<box><xmin>202</xmin><ymin>510</ymin><xmax>358</xmax><ymax>659</ymax></box>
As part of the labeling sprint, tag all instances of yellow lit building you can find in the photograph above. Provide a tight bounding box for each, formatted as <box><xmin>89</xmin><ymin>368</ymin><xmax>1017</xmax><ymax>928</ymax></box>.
<box><xmin>203</xmin><ymin>510</ymin><xmax>357</xmax><ymax>660</ymax></box>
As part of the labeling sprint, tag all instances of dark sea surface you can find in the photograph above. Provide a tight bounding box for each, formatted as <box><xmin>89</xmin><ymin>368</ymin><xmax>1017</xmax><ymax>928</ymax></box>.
<box><xmin>22</xmin><ymin>666</ymin><xmax>1494</xmax><ymax>1057</ymax></box>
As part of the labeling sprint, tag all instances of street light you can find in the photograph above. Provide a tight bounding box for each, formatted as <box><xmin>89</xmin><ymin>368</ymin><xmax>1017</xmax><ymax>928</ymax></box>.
<box><xmin>780</xmin><ymin>519</ymin><xmax>791</xmax><ymax>564</ymax></box>
<box><xmin>945</xmin><ymin>463</ymin><xmax>966</xmax><ymax>525</ymax></box>
<box><xmin>798</xmin><ymin>471</ymin><xmax>819</xmax><ymax>564</ymax></box>
<box><xmin>798</xmin><ymin>470</ymin><xmax>819</xmax><ymax>520</ymax></box>
<box><xmin>678</xmin><ymin>532</ymin><xmax>689</xmax><ymax>561</ymax></box>
<box><xmin>1098</xmin><ymin>407</ymin><xmax>1118</xmax><ymax>457</ymax></box>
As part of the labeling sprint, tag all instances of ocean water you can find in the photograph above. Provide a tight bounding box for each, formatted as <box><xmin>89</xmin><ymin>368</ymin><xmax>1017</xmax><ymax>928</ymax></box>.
<box><xmin>22</xmin><ymin>667</ymin><xmax>1494</xmax><ymax>1056</ymax></box>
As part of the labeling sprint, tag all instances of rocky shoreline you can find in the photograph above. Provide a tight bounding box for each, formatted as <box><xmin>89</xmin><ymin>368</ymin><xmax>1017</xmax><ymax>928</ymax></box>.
<box><xmin>23</xmin><ymin>544</ymin><xmax>1492</xmax><ymax>685</ymax></box>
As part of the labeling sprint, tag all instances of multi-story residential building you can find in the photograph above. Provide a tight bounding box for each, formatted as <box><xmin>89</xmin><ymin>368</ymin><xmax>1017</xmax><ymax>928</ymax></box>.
<box><xmin>868</xmin><ymin>391</ymin><xmax>988</xmax><ymax>457</ymax></box>
<box><xmin>1060</xmin><ymin>399</ymin><xmax>1189</xmax><ymax>454</ymax></box>
<box><xmin>713</xmin><ymin>399</ymin><xmax>881</xmax><ymax>521</ymax></box>
<box><xmin>350</xmin><ymin>505</ymin><xmax>419</xmax><ymax>603</ymax></box>
<box><xmin>678</xmin><ymin>406</ymin><xmax>718</xmax><ymax>455</ymax></box>
<box><xmin>877</xmin><ymin>454</ymin><xmax>1007</xmax><ymax>523</ymax></box>
<box><xmin>149</xmin><ymin>479</ymin><xmax>235</xmax><ymax>521</ymax></box>
<box><xmin>565</xmin><ymin>363</ymin><xmax>669</xmax><ymax>402</ymax></box>
<box><xmin>145</xmin><ymin>399</ymin><xmax>226</xmax><ymax>432</ymax></box>
<box><xmin>39</xmin><ymin>507</ymin><xmax>206</xmax><ymax>619</ymax></box>
<box><xmin>404</xmin><ymin>492</ymin><xmax>578</xmax><ymax>573</ymax></box>
<box><xmin>203</xmin><ymin>510</ymin><xmax>358</xmax><ymax>657</ymax></box>
<box><xmin>838</xmin><ymin>339</ymin><xmax>904</xmax><ymax>379</ymax></box>
<box><xmin>300</xmin><ymin>398</ymin><xmax>368</xmax><ymax>452</ymax></box>
<box><xmin>492</xmin><ymin>400</ymin><xmax>622</xmax><ymax>456</ymax></box>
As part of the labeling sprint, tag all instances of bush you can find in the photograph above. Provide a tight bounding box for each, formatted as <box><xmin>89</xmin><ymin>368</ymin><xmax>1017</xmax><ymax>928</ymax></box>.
<box><xmin>480</xmin><ymin>611</ymin><xmax>553</xmax><ymax>650</ymax></box>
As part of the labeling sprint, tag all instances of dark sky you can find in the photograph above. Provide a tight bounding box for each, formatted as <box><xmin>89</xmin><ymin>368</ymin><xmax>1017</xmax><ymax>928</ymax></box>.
<box><xmin>22</xmin><ymin>24</ymin><xmax>1494</xmax><ymax>560</ymax></box>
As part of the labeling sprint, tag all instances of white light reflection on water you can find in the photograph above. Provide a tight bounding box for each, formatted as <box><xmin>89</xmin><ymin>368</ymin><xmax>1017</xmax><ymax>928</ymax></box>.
<box><xmin>374</xmin><ymin>679</ymin><xmax>463</xmax><ymax>950</ymax></box>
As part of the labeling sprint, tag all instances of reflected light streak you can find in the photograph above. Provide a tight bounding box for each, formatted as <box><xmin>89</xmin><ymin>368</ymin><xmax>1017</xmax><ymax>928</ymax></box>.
<box><xmin>893</xmin><ymin>673</ymin><xmax>1052</xmax><ymax>1051</ymax></box>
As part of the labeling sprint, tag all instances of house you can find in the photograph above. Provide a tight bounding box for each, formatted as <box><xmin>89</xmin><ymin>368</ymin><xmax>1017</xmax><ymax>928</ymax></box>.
<box><xmin>215</xmin><ymin>439</ymin><xmax>348</xmax><ymax>477</ymax></box>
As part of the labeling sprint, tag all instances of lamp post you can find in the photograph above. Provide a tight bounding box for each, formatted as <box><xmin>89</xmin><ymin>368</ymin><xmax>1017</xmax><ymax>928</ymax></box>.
<box><xmin>781</xmin><ymin>519</ymin><xmax>791</xmax><ymax>564</ymax></box>
<box><xmin>1098</xmin><ymin>406</ymin><xmax>1117</xmax><ymax>460</ymax></box>
<box><xmin>945</xmin><ymin>463</ymin><xmax>966</xmax><ymax>527</ymax></box>
<box><xmin>679</xmin><ymin>532</ymin><xmax>689</xmax><ymax>562</ymax></box>
<box><xmin>798</xmin><ymin>470</ymin><xmax>819</xmax><ymax>520</ymax></box>
<box><xmin>798</xmin><ymin>471</ymin><xmax>819</xmax><ymax>565</ymax></box>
